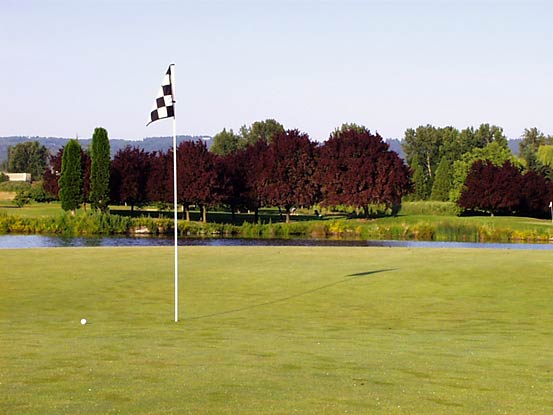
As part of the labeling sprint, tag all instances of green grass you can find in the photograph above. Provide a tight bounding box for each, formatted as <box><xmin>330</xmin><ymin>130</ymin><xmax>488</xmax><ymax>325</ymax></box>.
<box><xmin>0</xmin><ymin>201</ymin><xmax>63</xmax><ymax>217</ymax></box>
<box><xmin>0</xmin><ymin>181</ymin><xmax>32</xmax><ymax>192</ymax></box>
<box><xmin>399</xmin><ymin>201</ymin><xmax>460</xmax><ymax>216</ymax></box>
<box><xmin>2</xmin><ymin>246</ymin><xmax>552</xmax><ymax>414</ymax></box>
<box><xmin>375</xmin><ymin>214</ymin><xmax>553</xmax><ymax>233</ymax></box>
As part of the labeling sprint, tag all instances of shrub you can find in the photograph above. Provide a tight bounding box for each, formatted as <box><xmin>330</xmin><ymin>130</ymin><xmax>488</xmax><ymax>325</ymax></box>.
<box><xmin>13</xmin><ymin>190</ymin><xmax>32</xmax><ymax>207</ymax></box>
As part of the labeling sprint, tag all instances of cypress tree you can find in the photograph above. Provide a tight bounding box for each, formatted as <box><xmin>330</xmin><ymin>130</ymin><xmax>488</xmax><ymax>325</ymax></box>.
<box><xmin>58</xmin><ymin>139</ymin><xmax>83</xmax><ymax>215</ymax></box>
<box><xmin>411</xmin><ymin>155</ymin><xmax>430</xmax><ymax>200</ymax></box>
<box><xmin>90</xmin><ymin>127</ymin><xmax>111</xmax><ymax>212</ymax></box>
<box><xmin>431</xmin><ymin>157</ymin><xmax>452</xmax><ymax>201</ymax></box>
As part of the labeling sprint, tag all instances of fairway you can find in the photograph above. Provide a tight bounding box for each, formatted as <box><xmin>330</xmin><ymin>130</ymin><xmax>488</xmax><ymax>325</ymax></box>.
<box><xmin>1</xmin><ymin>246</ymin><xmax>552</xmax><ymax>414</ymax></box>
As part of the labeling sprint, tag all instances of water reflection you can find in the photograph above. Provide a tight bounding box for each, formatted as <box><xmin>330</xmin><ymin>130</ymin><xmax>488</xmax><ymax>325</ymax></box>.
<box><xmin>0</xmin><ymin>234</ymin><xmax>552</xmax><ymax>250</ymax></box>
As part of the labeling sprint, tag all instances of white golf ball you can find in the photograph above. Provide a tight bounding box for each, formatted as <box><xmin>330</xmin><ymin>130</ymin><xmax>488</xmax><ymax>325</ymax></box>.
<box><xmin>80</xmin><ymin>318</ymin><xmax>87</xmax><ymax>325</ymax></box>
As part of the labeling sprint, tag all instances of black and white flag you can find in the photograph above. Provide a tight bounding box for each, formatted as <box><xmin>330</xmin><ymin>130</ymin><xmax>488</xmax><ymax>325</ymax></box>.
<box><xmin>147</xmin><ymin>65</ymin><xmax>175</xmax><ymax>125</ymax></box>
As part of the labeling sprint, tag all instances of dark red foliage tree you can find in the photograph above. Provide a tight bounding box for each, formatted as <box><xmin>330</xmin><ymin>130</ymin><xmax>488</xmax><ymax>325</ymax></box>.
<box><xmin>176</xmin><ymin>140</ymin><xmax>219</xmax><ymax>222</ymax></box>
<box><xmin>146</xmin><ymin>151</ymin><xmax>172</xmax><ymax>205</ymax></box>
<box><xmin>216</xmin><ymin>152</ymin><xmax>248</xmax><ymax>221</ymax></box>
<box><xmin>373</xmin><ymin>151</ymin><xmax>412</xmax><ymax>214</ymax></box>
<box><xmin>316</xmin><ymin>125</ymin><xmax>410</xmax><ymax>215</ymax></box>
<box><xmin>43</xmin><ymin>149</ymin><xmax>63</xmax><ymax>198</ymax></box>
<box><xmin>518</xmin><ymin>171</ymin><xmax>552</xmax><ymax>218</ymax></box>
<box><xmin>459</xmin><ymin>160</ymin><xmax>522</xmax><ymax>215</ymax></box>
<box><xmin>260</xmin><ymin>129</ymin><xmax>319</xmax><ymax>223</ymax></box>
<box><xmin>110</xmin><ymin>146</ymin><xmax>150</xmax><ymax>211</ymax></box>
<box><xmin>231</xmin><ymin>140</ymin><xmax>271</xmax><ymax>221</ymax></box>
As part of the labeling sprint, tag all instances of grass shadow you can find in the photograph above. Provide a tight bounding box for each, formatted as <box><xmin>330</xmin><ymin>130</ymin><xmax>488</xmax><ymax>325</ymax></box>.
<box><xmin>186</xmin><ymin>268</ymin><xmax>396</xmax><ymax>321</ymax></box>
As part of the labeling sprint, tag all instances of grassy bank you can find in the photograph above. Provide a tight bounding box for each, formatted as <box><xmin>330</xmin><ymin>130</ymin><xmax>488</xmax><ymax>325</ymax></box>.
<box><xmin>1</xmin><ymin>202</ymin><xmax>552</xmax><ymax>242</ymax></box>
<box><xmin>2</xmin><ymin>246</ymin><xmax>552</xmax><ymax>414</ymax></box>
<box><xmin>2</xmin><ymin>211</ymin><xmax>552</xmax><ymax>242</ymax></box>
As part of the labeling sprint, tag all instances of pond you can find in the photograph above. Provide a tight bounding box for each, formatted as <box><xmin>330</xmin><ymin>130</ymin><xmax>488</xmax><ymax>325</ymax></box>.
<box><xmin>1</xmin><ymin>234</ymin><xmax>553</xmax><ymax>250</ymax></box>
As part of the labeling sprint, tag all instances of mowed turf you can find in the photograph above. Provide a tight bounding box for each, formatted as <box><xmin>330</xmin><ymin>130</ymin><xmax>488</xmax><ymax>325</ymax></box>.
<box><xmin>1</xmin><ymin>246</ymin><xmax>552</xmax><ymax>414</ymax></box>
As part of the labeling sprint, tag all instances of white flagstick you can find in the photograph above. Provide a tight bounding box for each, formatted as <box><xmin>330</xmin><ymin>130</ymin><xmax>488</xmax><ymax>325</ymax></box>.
<box><xmin>171</xmin><ymin>64</ymin><xmax>179</xmax><ymax>322</ymax></box>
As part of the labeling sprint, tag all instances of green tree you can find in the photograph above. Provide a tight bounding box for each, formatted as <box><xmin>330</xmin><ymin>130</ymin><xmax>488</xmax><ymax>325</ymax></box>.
<box><xmin>437</xmin><ymin>126</ymin><xmax>462</xmax><ymax>162</ymax></box>
<box><xmin>403</xmin><ymin>125</ymin><xmax>443</xmax><ymax>199</ymax></box>
<box><xmin>404</xmin><ymin>123</ymin><xmax>510</xmax><ymax>201</ymax></box>
<box><xmin>58</xmin><ymin>139</ymin><xmax>83</xmax><ymax>215</ymax></box>
<box><xmin>7</xmin><ymin>141</ymin><xmax>49</xmax><ymax>180</ymax></box>
<box><xmin>519</xmin><ymin>128</ymin><xmax>549</xmax><ymax>172</ymax></box>
<box><xmin>520</xmin><ymin>128</ymin><xmax>546</xmax><ymax>153</ymax></box>
<box><xmin>537</xmin><ymin>144</ymin><xmax>553</xmax><ymax>180</ymax></box>
<box><xmin>210</xmin><ymin>128</ymin><xmax>244</xmax><ymax>155</ymax></box>
<box><xmin>332</xmin><ymin>123</ymin><xmax>367</xmax><ymax>135</ymax></box>
<box><xmin>239</xmin><ymin>119</ymin><xmax>285</xmax><ymax>145</ymax></box>
<box><xmin>473</xmin><ymin>124</ymin><xmax>508</xmax><ymax>148</ymax></box>
<box><xmin>90</xmin><ymin>127</ymin><xmax>111</xmax><ymax>212</ymax></box>
<box><xmin>537</xmin><ymin>145</ymin><xmax>553</xmax><ymax>168</ymax></box>
<box><xmin>431</xmin><ymin>156</ymin><xmax>452</xmax><ymax>201</ymax></box>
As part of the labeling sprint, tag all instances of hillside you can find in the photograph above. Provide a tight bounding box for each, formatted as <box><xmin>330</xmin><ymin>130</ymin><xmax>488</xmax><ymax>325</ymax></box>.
<box><xmin>0</xmin><ymin>135</ymin><xmax>212</xmax><ymax>164</ymax></box>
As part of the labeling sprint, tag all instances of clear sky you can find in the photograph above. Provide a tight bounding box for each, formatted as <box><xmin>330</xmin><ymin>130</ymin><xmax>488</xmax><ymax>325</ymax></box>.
<box><xmin>1</xmin><ymin>0</ymin><xmax>552</xmax><ymax>141</ymax></box>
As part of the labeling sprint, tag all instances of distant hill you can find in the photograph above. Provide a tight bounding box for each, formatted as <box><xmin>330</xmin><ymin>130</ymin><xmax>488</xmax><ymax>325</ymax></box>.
<box><xmin>508</xmin><ymin>139</ymin><xmax>521</xmax><ymax>156</ymax></box>
<box><xmin>0</xmin><ymin>135</ymin><xmax>213</xmax><ymax>164</ymax></box>
<box><xmin>385</xmin><ymin>138</ymin><xmax>404</xmax><ymax>160</ymax></box>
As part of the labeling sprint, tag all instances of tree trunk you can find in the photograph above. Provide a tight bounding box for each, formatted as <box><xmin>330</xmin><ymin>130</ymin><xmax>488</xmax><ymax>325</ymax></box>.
<box><xmin>254</xmin><ymin>207</ymin><xmax>259</xmax><ymax>223</ymax></box>
<box><xmin>285</xmin><ymin>208</ymin><xmax>291</xmax><ymax>224</ymax></box>
<box><xmin>426</xmin><ymin>153</ymin><xmax>432</xmax><ymax>178</ymax></box>
<box><xmin>202</xmin><ymin>205</ymin><xmax>207</xmax><ymax>223</ymax></box>
<box><xmin>184</xmin><ymin>205</ymin><xmax>190</xmax><ymax>222</ymax></box>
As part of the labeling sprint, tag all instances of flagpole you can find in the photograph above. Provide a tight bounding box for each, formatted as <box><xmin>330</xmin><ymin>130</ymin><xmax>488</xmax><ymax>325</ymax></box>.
<box><xmin>147</xmin><ymin>64</ymin><xmax>179</xmax><ymax>322</ymax></box>
<box><xmin>171</xmin><ymin>64</ymin><xmax>179</xmax><ymax>323</ymax></box>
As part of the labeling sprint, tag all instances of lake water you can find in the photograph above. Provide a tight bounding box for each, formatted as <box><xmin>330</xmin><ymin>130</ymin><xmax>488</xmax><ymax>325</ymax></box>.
<box><xmin>1</xmin><ymin>234</ymin><xmax>552</xmax><ymax>250</ymax></box>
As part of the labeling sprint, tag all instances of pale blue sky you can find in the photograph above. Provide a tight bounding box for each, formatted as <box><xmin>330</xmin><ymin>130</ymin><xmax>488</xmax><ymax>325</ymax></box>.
<box><xmin>1</xmin><ymin>0</ymin><xmax>552</xmax><ymax>141</ymax></box>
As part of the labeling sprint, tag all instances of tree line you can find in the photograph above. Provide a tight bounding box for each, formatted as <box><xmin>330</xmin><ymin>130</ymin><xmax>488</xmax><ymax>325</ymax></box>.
<box><xmin>403</xmin><ymin>124</ymin><xmax>553</xmax><ymax>217</ymax></box>
<box><xmin>43</xmin><ymin>123</ymin><xmax>410</xmax><ymax>222</ymax></box>
<box><xmin>7</xmin><ymin>119</ymin><xmax>553</xmax><ymax>219</ymax></box>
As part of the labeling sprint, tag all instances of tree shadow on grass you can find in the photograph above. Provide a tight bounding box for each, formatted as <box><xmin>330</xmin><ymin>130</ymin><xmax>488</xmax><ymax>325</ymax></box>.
<box><xmin>346</xmin><ymin>270</ymin><xmax>388</xmax><ymax>277</ymax></box>
<box><xmin>185</xmin><ymin>268</ymin><xmax>397</xmax><ymax>321</ymax></box>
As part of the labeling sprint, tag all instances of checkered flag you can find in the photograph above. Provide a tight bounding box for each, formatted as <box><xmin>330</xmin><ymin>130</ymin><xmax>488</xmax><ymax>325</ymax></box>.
<box><xmin>147</xmin><ymin>65</ymin><xmax>175</xmax><ymax>125</ymax></box>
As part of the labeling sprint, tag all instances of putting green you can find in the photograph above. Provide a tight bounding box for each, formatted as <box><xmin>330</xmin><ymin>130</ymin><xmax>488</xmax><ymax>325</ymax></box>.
<box><xmin>1</xmin><ymin>246</ymin><xmax>552</xmax><ymax>414</ymax></box>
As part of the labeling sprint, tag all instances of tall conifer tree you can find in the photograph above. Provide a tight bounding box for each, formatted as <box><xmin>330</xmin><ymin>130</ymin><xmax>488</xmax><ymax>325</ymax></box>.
<box><xmin>58</xmin><ymin>139</ymin><xmax>83</xmax><ymax>215</ymax></box>
<box><xmin>90</xmin><ymin>127</ymin><xmax>111</xmax><ymax>212</ymax></box>
<box><xmin>410</xmin><ymin>155</ymin><xmax>430</xmax><ymax>200</ymax></box>
<box><xmin>431</xmin><ymin>157</ymin><xmax>452</xmax><ymax>201</ymax></box>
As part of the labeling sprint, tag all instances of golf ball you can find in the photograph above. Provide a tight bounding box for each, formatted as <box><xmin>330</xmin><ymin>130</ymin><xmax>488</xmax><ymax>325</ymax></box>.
<box><xmin>80</xmin><ymin>318</ymin><xmax>87</xmax><ymax>325</ymax></box>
